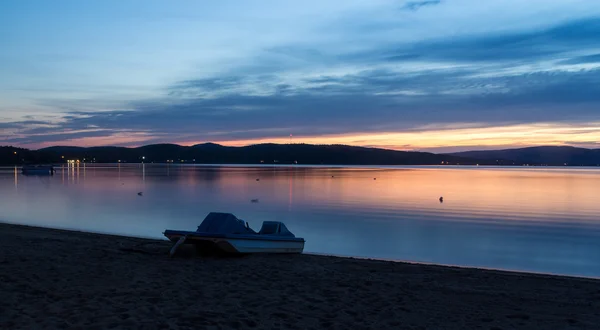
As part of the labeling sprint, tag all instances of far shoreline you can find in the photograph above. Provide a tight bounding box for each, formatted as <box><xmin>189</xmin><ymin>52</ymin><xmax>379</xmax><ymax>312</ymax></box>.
<box><xmin>5</xmin><ymin>162</ymin><xmax>600</xmax><ymax>169</ymax></box>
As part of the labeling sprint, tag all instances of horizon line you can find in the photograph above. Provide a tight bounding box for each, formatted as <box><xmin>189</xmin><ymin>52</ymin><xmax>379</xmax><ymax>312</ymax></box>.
<box><xmin>2</xmin><ymin>142</ymin><xmax>598</xmax><ymax>154</ymax></box>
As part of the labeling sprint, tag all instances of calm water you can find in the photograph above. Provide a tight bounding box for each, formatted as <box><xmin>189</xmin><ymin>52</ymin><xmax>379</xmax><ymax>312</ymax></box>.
<box><xmin>2</xmin><ymin>164</ymin><xmax>600</xmax><ymax>277</ymax></box>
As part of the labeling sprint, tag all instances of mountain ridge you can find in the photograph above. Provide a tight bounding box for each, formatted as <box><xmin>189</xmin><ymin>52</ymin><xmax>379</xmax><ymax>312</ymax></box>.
<box><xmin>2</xmin><ymin>143</ymin><xmax>478</xmax><ymax>165</ymax></box>
<box><xmin>2</xmin><ymin>143</ymin><xmax>600</xmax><ymax>166</ymax></box>
<box><xmin>447</xmin><ymin>146</ymin><xmax>600</xmax><ymax>166</ymax></box>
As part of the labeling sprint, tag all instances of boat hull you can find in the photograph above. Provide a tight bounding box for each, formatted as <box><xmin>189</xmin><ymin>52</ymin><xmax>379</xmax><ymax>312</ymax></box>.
<box><xmin>22</xmin><ymin>170</ymin><xmax>54</xmax><ymax>175</ymax></box>
<box><xmin>22</xmin><ymin>166</ymin><xmax>55</xmax><ymax>175</ymax></box>
<box><xmin>164</xmin><ymin>231</ymin><xmax>305</xmax><ymax>254</ymax></box>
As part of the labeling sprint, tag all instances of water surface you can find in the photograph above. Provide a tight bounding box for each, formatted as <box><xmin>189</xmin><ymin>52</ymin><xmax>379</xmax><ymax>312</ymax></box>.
<box><xmin>1</xmin><ymin>164</ymin><xmax>600</xmax><ymax>277</ymax></box>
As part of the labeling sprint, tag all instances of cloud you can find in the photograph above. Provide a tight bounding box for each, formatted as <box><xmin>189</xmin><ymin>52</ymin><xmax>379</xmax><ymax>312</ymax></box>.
<box><xmin>0</xmin><ymin>122</ymin><xmax>22</xmax><ymax>130</ymax></box>
<box><xmin>402</xmin><ymin>1</ymin><xmax>441</xmax><ymax>11</ymax></box>
<box><xmin>170</xmin><ymin>77</ymin><xmax>245</xmax><ymax>95</ymax></box>
<box><xmin>346</xmin><ymin>18</ymin><xmax>600</xmax><ymax>65</ymax></box>
<box><xmin>4</xmin><ymin>6</ymin><xmax>600</xmax><ymax>150</ymax></box>
<box><xmin>11</xmin><ymin>63</ymin><xmax>598</xmax><ymax>148</ymax></box>
<box><xmin>0</xmin><ymin>120</ymin><xmax>53</xmax><ymax>129</ymax></box>
<box><xmin>559</xmin><ymin>53</ymin><xmax>600</xmax><ymax>65</ymax></box>
<box><xmin>3</xmin><ymin>130</ymin><xmax>114</xmax><ymax>144</ymax></box>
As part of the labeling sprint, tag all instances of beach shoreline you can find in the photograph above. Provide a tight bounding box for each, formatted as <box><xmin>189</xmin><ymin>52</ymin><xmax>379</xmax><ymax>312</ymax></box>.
<box><xmin>1</xmin><ymin>223</ymin><xmax>599</xmax><ymax>329</ymax></box>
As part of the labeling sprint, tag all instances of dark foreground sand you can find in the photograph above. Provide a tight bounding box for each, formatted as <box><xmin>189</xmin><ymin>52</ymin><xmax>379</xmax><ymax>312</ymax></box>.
<box><xmin>1</xmin><ymin>224</ymin><xmax>599</xmax><ymax>330</ymax></box>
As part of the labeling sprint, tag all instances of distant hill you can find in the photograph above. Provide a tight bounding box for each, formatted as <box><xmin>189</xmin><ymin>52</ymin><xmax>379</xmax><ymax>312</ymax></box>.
<box><xmin>448</xmin><ymin>146</ymin><xmax>600</xmax><ymax>166</ymax></box>
<box><xmin>5</xmin><ymin>143</ymin><xmax>600</xmax><ymax>166</ymax></box>
<box><xmin>1</xmin><ymin>143</ymin><xmax>483</xmax><ymax>165</ymax></box>
<box><xmin>1</xmin><ymin>146</ymin><xmax>63</xmax><ymax>165</ymax></box>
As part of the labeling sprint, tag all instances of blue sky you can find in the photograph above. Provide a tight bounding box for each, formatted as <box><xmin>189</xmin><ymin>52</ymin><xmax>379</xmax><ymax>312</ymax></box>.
<box><xmin>1</xmin><ymin>0</ymin><xmax>600</xmax><ymax>151</ymax></box>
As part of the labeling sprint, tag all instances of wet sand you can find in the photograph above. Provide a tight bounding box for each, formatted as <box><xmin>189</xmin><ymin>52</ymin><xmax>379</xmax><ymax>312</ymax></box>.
<box><xmin>1</xmin><ymin>223</ymin><xmax>599</xmax><ymax>329</ymax></box>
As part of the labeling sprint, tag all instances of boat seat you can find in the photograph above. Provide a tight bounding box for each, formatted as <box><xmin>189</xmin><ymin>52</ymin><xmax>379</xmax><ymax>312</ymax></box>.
<box><xmin>258</xmin><ymin>221</ymin><xmax>296</xmax><ymax>237</ymax></box>
<box><xmin>258</xmin><ymin>221</ymin><xmax>279</xmax><ymax>235</ymax></box>
<box><xmin>196</xmin><ymin>212</ymin><xmax>255</xmax><ymax>234</ymax></box>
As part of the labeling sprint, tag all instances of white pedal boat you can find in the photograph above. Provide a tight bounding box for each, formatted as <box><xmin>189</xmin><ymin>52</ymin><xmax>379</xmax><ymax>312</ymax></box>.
<box><xmin>164</xmin><ymin>212</ymin><xmax>305</xmax><ymax>255</ymax></box>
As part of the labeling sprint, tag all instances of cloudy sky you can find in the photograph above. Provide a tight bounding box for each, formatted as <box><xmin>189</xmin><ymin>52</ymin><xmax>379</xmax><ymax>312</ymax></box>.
<box><xmin>2</xmin><ymin>0</ymin><xmax>600</xmax><ymax>152</ymax></box>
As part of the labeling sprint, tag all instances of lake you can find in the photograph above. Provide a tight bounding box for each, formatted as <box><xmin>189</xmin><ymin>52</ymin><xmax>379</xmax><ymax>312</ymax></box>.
<box><xmin>2</xmin><ymin>164</ymin><xmax>600</xmax><ymax>278</ymax></box>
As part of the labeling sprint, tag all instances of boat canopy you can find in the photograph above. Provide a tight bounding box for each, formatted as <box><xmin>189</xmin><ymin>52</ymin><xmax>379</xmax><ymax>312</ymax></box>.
<box><xmin>196</xmin><ymin>212</ymin><xmax>256</xmax><ymax>234</ymax></box>
<box><xmin>195</xmin><ymin>212</ymin><xmax>296</xmax><ymax>237</ymax></box>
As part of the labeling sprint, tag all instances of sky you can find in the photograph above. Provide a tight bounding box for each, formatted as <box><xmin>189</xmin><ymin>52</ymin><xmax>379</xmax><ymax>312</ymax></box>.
<box><xmin>1</xmin><ymin>0</ymin><xmax>600</xmax><ymax>152</ymax></box>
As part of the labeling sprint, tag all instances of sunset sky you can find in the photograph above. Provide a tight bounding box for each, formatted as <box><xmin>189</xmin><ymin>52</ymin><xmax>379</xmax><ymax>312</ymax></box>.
<box><xmin>2</xmin><ymin>0</ymin><xmax>600</xmax><ymax>152</ymax></box>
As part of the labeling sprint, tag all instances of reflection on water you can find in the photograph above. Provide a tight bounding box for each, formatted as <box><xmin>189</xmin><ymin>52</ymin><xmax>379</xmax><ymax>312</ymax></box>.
<box><xmin>1</xmin><ymin>164</ymin><xmax>600</xmax><ymax>277</ymax></box>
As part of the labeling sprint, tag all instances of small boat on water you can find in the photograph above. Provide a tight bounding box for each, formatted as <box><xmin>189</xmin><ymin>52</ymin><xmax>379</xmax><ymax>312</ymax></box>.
<box><xmin>164</xmin><ymin>212</ymin><xmax>305</xmax><ymax>255</ymax></box>
<box><xmin>21</xmin><ymin>165</ymin><xmax>55</xmax><ymax>175</ymax></box>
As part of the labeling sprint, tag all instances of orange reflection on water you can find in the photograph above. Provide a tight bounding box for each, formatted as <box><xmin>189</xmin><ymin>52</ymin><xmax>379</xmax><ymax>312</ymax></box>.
<box><xmin>14</xmin><ymin>166</ymin><xmax>18</xmax><ymax>189</ymax></box>
<box><xmin>10</xmin><ymin>164</ymin><xmax>600</xmax><ymax>228</ymax></box>
<box><xmin>286</xmin><ymin>167</ymin><xmax>600</xmax><ymax>225</ymax></box>
<box><xmin>2</xmin><ymin>164</ymin><xmax>600</xmax><ymax>277</ymax></box>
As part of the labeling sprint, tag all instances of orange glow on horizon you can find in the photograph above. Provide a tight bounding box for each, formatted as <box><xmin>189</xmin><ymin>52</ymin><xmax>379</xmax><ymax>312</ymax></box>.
<box><xmin>16</xmin><ymin>122</ymin><xmax>600</xmax><ymax>151</ymax></box>
<box><xmin>182</xmin><ymin>122</ymin><xmax>600</xmax><ymax>152</ymax></box>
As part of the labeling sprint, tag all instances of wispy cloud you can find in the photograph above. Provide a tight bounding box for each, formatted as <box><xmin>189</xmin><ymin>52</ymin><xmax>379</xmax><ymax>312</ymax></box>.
<box><xmin>8</xmin><ymin>63</ymin><xmax>600</xmax><ymax>147</ymax></box>
<box><xmin>559</xmin><ymin>53</ymin><xmax>600</xmax><ymax>65</ymax></box>
<box><xmin>402</xmin><ymin>1</ymin><xmax>441</xmax><ymax>11</ymax></box>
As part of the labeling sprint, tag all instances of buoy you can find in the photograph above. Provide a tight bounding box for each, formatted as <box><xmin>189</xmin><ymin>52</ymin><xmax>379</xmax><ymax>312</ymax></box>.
<box><xmin>251</xmin><ymin>199</ymin><xmax>259</xmax><ymax>203</ymax></box>
<box><xmin>138</xmin><ymin>192</ymin><xmax>143</xmax><ymax>196</ymax></box>
<box><xmin>439</xmin><ymin>196</ymin><xmax>444</xmax><ymax>203</ymax></box>
<box><xmin>256</xmin><ymin>178</ymin><xmax>260</xmax><ymax>181</ymax></box>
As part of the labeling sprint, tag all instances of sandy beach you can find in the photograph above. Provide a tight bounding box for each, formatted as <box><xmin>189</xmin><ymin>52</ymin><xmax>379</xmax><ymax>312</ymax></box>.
<box><xmin>1</xmin><ymin>223</ymin><xmax>599</xmax><ymax>329</ymax></box>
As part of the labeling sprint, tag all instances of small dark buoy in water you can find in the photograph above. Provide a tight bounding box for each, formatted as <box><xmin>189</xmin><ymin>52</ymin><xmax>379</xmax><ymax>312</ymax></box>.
<box><xmin>374</xmin><ymin>178</ymin><xmax>377</xmax><ymax>180</ymax></box>
<box><xmin>138</xmin><ymin>192</ymin><xmax>143</xmax><ymax>196</ymax></box>
<box><xmin>256</xmin><ymin>178</ymin><xmax>260</xmax><ymax>181</ymax></box>
<box><xmin>331</xmin><ymin>175</ymin><xmax>334</xmax><ymax>178</ymax></box>
<box><xmin>439</xmin><ymin>196</ymin><xmax>444</xmax><ymax>203</ymax></box>
<box><xmin>250</xmin><ymin>199</ymin><xmax>259</xmax><ymax>203</ymax></box>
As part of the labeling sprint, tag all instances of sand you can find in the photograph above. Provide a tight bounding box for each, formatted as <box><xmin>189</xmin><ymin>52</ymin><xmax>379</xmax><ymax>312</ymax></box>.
<box><xmin>1</xmin><ymin>223</ymin><xmax>599</xmax><ymax>330</ymax></box>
